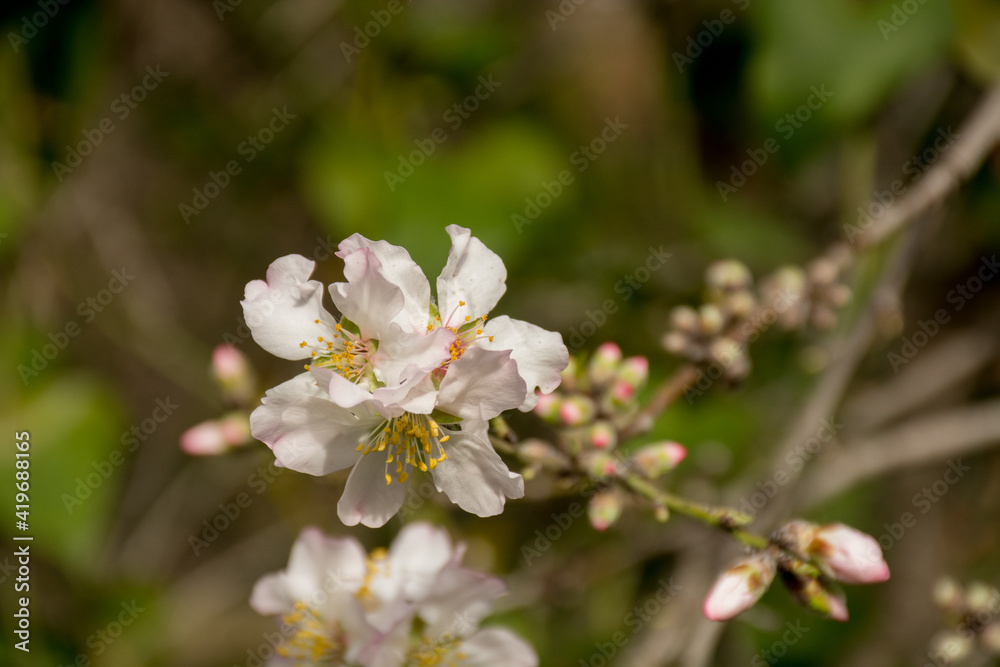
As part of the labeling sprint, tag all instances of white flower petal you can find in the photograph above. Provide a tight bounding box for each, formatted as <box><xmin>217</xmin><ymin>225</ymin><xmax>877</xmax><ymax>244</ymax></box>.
<box><xmin>330</xmin><ymin>247</ymin><xmax>406</xmax><ymax>340</ymax></box>
<box><xmin>242</xmin><ymin>254</ymin><xmax>338</xmax><ymax>360</ymax></box>
<box><xmin>250</xmin><ymin>373</ymin><xmax>370</xmax><ymax>476</ymax></box>
<box><xmin>250</xmin><ymin>527</ymin><xmax>367</xmax><ymax>616</ymax></box>
<box><xmin>453</xmin><ymin>628</ymin><xmax>538</xmax><ymax>667</ymax></box>
<box><xmin>249</xmin><ymin>572</ymin><xmax>297</xmax><ymax>616</ymax></box>
<box><xmin>373</xmin><ymin>373</ymin><xmax>439</xmax><ymax>416</ymax></box>
<box><xmin>436</xmin><ymin>226</ymin><xmax>507</xmax><ymax>325</ymax></box>
<box><xmin>338</xmin><ymin>450</ymin><xmax>407</xmax><ymax>528</ymax></box>
<box><xmin>436</xmin><ymin>348</ymin><xmax>527</xmax><ymax>421</ymax></box>
<box><xmin>349</xmin><ymin>613</ymin><xmax>412</xmax><ymax>667</ymax></box>
<box><xmin>309</xmin><ymin>366</ymin><xmax>375</xmax><ymax>409</ymax></box>
<box><xmin>431</xmin><ymin>425</ymin><xmax>524</xmax><ymax>517</ymax></box>
<box><xmin>372</xmin><ymin>325</ymin><xmax>454</xmax><ymax>388</ymax></box>
<box><xmin>388</xmin><ymin>523</ymin><xmax>454</xmax><ymax>600</ymax></box>
<box><xmin>420</xmin><ymin>566</ymin><xmax>506</xmax><ymax>640</ymax></box>
<box><xmin>338</xmin><ymin>234</ymin><xmax>431</xmax><ymax>334</ymax></box>
<box><xmin>480</xmin><ymin>316</ymin><xmax>569</xmax><ymax>411</ymax></box>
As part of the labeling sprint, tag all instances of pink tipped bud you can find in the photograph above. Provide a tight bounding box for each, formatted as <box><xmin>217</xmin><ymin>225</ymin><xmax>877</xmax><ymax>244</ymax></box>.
<box><xmin>579</xmin><ymin>451</ymin><xmax>621</xmax><ymax>479</ymax></box>
<box><xmin>617</xmin><ymin>355</ymin><xmax>649</xmax><ymax>389</ymax></box>
<box><xmin>827</xmin><ymin>591</ymin><xmax>849</xmax><ymax>622</ymax></box>
<box><xmin>630</xmin><ymin>441</ymin><xmax>687</xmax><ymax>478</ymax></box>
<box><xmin>588</xmin><ymin>422</ymin><xmax>617</xmax><ymax>449</ymax></box>
<box><xmin>533</xmin><ymin>392</ymin><xmax>562</xmax><ymax>423</ymax></box>
<box><xmin>560</xmin><ymin>396</ymin><xmax>596</xmax><ymax>426</ymax></box>
<box><xmin>587</xmin><ymin>342</ymin><xmax>623</xmax><ymax>385</ymax></box>
<box><xmin>810</xmin><ymin>524</ymin><xmax>890</xmax><ymax>584</ymax></box>
<box><xmin>703</xmin><ymin>553</ymin><xmax>776</xmax><ymax>621</ymax></box>
<box><xmin>608</xmin><ymin>380</ymin><xmax>636</xmax><ymax>406</ymax></box>
<box><xmin>219</xmin><ymin>411</ymin><xmax>251</xmax><ymax>447</ymax></box>
<box><xmin>783</xmin><ymin>572</ymin><xmax>849</xmax><ymax>621</ymax></box>
<box><xmin>212</xmin><ymin>344</ymin><xmax>255</xmax><ymax>404</ymax></box>
<box><xmin>180</xmin><ymin>420</ymin><xmax>229</xmax><ymax>456</ymax></box>
<box><xmin>588</xmin><ymin>488</ymin><xmax>624</xmax><ymax>531</ymax></box>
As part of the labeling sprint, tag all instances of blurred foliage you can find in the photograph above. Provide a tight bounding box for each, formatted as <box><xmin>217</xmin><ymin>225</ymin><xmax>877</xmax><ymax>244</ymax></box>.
<box><xmin>1</xmin><ymin>0</ymin><xmax>1000</xmax><ymax>665</ymax></box>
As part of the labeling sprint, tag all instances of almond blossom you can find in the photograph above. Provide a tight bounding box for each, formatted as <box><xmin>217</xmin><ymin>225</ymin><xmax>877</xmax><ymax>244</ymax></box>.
<box><xmin>242</xmin><ymin>227</ymin><xmax>568</xmax><ymax>527</ymax></box>
<box><xmin>250</xmin><ymin>524</ymin><xmax>537</xmax><ymax>667</ymax></box>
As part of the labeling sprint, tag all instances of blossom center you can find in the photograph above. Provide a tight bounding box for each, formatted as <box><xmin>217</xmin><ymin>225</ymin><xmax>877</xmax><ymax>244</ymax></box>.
<box><xmin>301</xmin><ymin>320</ymin><xmax>374</xmax><ymax>383</ymax></box>
<box><xmin>406</xmin><ymin>636</ymin><xmax>467</xmax><ymax>666</ymax></box>
<box><xmin>428</xmin><ymin>300</ymin><xmax>493</xmax><ymax>366</ymax></box>
<box><xmin>277</xmin><ymin>601</ymin><xmax>344</xmax><ymax>665</ymax></box>
<box><xmin>356</xmin><ymin>413</ymin><xmax>450</xmax><ymax>485</ymax></box>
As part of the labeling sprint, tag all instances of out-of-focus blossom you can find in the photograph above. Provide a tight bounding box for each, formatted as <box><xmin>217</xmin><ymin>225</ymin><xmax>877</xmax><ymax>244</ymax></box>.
<box><xmin>250</xmin><ymin>524</ymin><xmax>537</xmax><ymax>667</ymax></box>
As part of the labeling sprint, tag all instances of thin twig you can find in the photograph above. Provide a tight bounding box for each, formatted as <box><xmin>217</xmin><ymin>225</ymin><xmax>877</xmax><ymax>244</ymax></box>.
<box><xmin>622</xmin><ymin>364</ymin><xmax>701</xmax><ymax>437</ymax></box>
<box><xmin>857</xmin><ymin>79</ymin><xmax>1000</xmax><ymax>248</ymax></box>
<box><xmin>799</xmin><ymin>398</ymin><xmax>1000</xmax><ymax>508</ymax></box>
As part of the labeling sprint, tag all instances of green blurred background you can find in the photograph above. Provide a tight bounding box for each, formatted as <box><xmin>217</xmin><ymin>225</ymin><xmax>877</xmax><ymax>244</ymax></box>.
<box><xmin>2</xmin><ymin>0</ymin><xmax>1000</xmax><ymax>665</ymax></box>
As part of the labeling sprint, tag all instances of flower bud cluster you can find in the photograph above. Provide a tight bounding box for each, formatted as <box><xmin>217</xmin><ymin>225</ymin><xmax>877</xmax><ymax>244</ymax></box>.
<box><xmin>758</xmin><ymin>246</ymin><xmax>852</xmax><ymax>332</ymax></box>
<box><xmin>663</xmin><ymin>260</ymin><xmax>754</xmax><ymax>383</ymax></box>
<box><xmin>528</xmin><ymin>342</ymin><xmax>687</xmax><ymax>531</ymax></box>
<box><xmin>533</xmin><ymin>342</ymin><xmax>648</xmax><ymax>441</ymax></box>
<box><xmin>928</xmin><ymin>578</ymin><xmax>1000</xmax><ymax>663</ymax></box>
<box><xmin>665</xmin><ymin>250</ymin><xmax>854</xmax><ymax>385</ymax></box>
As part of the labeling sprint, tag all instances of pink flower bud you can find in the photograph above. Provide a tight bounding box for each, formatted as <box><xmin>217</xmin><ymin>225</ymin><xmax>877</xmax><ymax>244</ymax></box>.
<box><xmin>212</xmin><ymin>344</ymin><xmax>255</xmax><ymax>403</ymax></box>
<box><xmin>608</xmin><ymin>380</ymin><xmax>636</xmax><ymax>405</ymax></box>
<box><xmin>533</xmin><ymin>392</ymin><xmax>562</xmax><ymax>422</ymax></box>
<box><xmin>588</xmin><ymin>422</ymin><xmax>616</xmax><ymax>449</ymax></box>
<box><xmin>588</xmin><ymin>488</ymin><xmax>624</xmax><ymax>531</ymax></box>
<box><xmin>180</xmin><ymin>420</ymin><xmax>228</xmax><ymax>456</ymax></box>
<box><xmin>560</xmin><ymin>396</ymin><xmax>596</xmax><ymax>426</ymax></box>
<box><xmin>810</xmin><ymin>524</ymin><xmax>890</xmax><ymax>584</ymax></box>
<box><xmin>703</xmin><ymin>553</ymin><xmax>776</xmax><ymax>621</ymax></box>
<box><xmin>783</xmin><ymin>572</ymin><xmax>849</xmax><ymax>621</ymax></box>
<box><xmin>617</xmin><ymin>355</ymin><xmax>649</xmax><ymax>389</ymax></box>
<box><xmin>579</xmin><ymin>451</ymin><xmax>621</xmax><ymax>479</ymax></box>
<box><xmin>826</xmin><ymin>590</ymin><xmax>849</xmax><ymax>622</ymax></box>
<box><xmin>630</xmin><ymin>441</ymin><xmax>687</xmax><ymax>478</ymax></box>
<box><xmin>587</xmin><ymin>342</ymin><xmax>623</xmax><ymax>385</ymax></box>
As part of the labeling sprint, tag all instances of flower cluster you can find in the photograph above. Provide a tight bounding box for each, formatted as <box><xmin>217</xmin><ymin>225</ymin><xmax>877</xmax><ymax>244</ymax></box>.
<box><xmin>703</xmin><ymin>522</ymin><xmax>890</xmax><ymax>622</ymax></box>
<box><xmin>242</xmin><ymin>226</ymin><xmax>568</xmax><ymax>527</ymax></box>
<box><xmin>927</xmin><ymin>578</ymin><xmax>1000</xmax><ymax>663</ymax></box>
<box><xmin>252</xmin><ymin>524</ymin><xmax>537</xmax><ymax>667</ymax></box>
